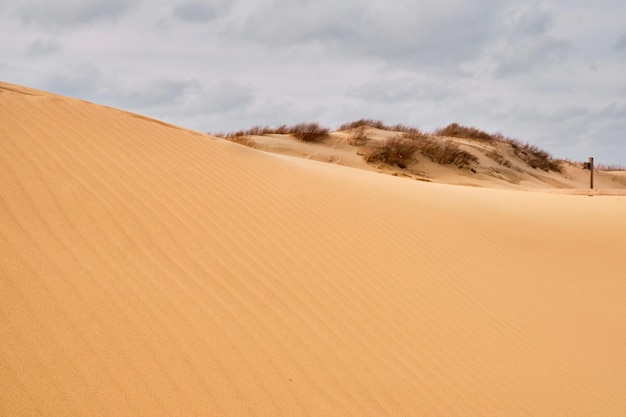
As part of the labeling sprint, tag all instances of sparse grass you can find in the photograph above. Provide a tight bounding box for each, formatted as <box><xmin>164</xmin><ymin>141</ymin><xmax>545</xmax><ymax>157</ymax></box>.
<box><xmin>364</xmin><ymin>136</ymin><xmax>420</xmax><ymax>169</ymax></box>
<box><xmin>213</xmin><ymin>123</ymin><xmax>329</xmax><ymax>142</ymax></box>
<box><xmin>486</xmin><ymin>150</ymin><xmax>512</xmax><ymax>168</ymax></box>
<box><xmin>338</xmin><ymin>119</ymin><xmax>387</xmax><ymax>131</ymax></box>
<box><xmin>433</xmin><ymin>122</ymin><xmax>562</xmax><ymax>172</ymax></box>
<box><xmin>338</xmin><ymin>119</ymin><xmax>420</xmax><ymax>134</ymax></box>
<box><xmin>225</xmin><ymin>135</ymin><xmax>256</xmax><ymax>148</ymax></box>
<box><xmin>596</xmin><ymin>163</ymin><xmax>626</xmax><ymax>171</ymax></box>
<box><xmin>347</xmin><ymin>126</ymin><xmax>369</xmax><ymax>146</ymax></box>
<box><xmin>433</xmin><ymin>123</ymin><xmax>495</xmax><ymax>142</ymax></box>
<box><xmin>417</xmin><ymin>136</ymin><xmax>478</xmax><ymax>168</ymax></box>
<box><xmin>506</xmin><ymin>139</ymin><xmax>563</xmax><ymax>173</ymax></box>
<box><xmin>364</xmin><ymin>131</ymin><xmax>478</xmax><ymax>169</ymax></box>
<box><xmin>289</xmin><ymin>122</ymin><xmax>330</xmax><ymax>142</ymax></box>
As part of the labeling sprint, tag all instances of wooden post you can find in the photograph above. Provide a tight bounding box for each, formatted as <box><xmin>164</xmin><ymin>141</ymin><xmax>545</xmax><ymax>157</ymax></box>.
<box><xmin>589</xmin><ymin>157</ymin><xmax>594</xmax><ymax>189</ymax></box>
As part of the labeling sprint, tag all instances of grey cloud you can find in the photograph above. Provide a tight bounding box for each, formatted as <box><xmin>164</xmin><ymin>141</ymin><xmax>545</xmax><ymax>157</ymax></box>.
<box><xmin>235</xmin><ymin>0</ymin><xmax>509</xmax><ymax>70</ymax></box>
<box><xmin>117</xmin><ymin>79</ymin><xmax>196</xmax><ymax>109</ymax></box>
<box><xmin>494</xmin><ymin>38</ymin><xmax>569</xmax><ymax>77</ymax></box>
<box><xmin>27</xmin><ymin>39</ymin><xmax>62</xmax><ymax>56</ymax></box>
<box><xmin>493</xmin><ymin>7</ymin><xmax>570</xmax><ymax>77</ymax></box>
<box><xmin>173</xmin><ymin>1</ymin><xmax>217</xmax><ymax>23</ymax></box>
<box><xmin>40</xmin><ymin>65</ymin><xmax>103</xmax><ymax>99</ymax></box>
<box><xmin>347</xmin><ymin>78</ymin><xmax>453</xmax><ymax>103</ymax></box>
<box><xmin>615</xmin><ymin>32</ymin><xmax>626</xmax><ymax>55</ymax></box>
<box><xmin>192</xmin><ymin>81</ymin><xmax>254</xmax><ymax>114</ymax></box>
<box><xmin>18</xmin><ymin>0</ymin><xmax>136</xmax><ymax>28</ymax></box>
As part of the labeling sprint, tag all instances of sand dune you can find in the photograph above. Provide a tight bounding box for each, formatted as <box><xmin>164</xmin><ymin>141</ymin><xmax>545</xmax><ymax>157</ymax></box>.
<box><xmin>1</xmin><ymin>81</ymin><xmax>625</xmax><ymax>416</ymax></box>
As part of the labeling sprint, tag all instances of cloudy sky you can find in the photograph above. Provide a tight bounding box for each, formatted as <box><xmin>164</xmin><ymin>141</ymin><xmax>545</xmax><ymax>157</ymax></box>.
<box><xmin>2</xmin><ymin>0</ymin><xmax>626</xmax><ymax>164</ymax></box>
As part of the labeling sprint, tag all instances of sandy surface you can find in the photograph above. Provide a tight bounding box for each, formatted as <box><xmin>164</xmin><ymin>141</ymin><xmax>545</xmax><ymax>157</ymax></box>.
<box><xmin>2</xmin><ymin>82</ymin><xmax>626</xmax><ymax>416</ymax></box>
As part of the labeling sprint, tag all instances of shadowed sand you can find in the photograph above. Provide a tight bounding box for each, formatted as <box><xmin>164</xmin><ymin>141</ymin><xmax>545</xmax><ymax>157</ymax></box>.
<box><xmin>1</xmin><ymin>82</ymin><xmax>625</xmax><ymax>416</ymax></box>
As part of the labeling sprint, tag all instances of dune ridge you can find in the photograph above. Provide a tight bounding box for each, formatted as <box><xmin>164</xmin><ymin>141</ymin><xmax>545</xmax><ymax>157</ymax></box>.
<box><xmin>1</xmin><ymin>82</ymin><xmax>626</xmax><ymax>416</ymax></box>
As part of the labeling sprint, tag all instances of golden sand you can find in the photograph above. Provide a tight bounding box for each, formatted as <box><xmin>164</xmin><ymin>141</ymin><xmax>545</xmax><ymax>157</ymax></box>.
<box><xmin>1</xmin><ymin>82</ymin><xmax>625</xmax><ymax>416</ymax></box>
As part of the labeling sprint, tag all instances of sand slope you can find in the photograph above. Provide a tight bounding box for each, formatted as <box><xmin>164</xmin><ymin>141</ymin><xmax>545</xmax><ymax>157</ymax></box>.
<box><xmin>1</xmin><ymin>82</ymin><xmax>625</xmax><ymax>416</ymax></box>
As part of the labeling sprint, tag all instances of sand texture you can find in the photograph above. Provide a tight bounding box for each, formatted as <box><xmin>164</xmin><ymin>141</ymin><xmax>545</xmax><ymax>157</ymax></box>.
<box><xmin>1</xmin><ymin>82</ymin><xmax>626</xmax><ymax>416</ymax></box>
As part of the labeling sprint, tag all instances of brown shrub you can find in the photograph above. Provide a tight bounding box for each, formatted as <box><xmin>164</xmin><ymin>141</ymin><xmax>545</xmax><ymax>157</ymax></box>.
<box><xmin>289</xmin><ymin>122</ymin><xmax>330</xmax><ymax>142</ymax></box>
<box><xmin>347</xmin><ymin>126</ymin><xmax>369</xmax><ymax>146</ymax></box>
<box><xmin>596</xmin><ymin>163</ymin><xmax>626</xmax><ymax>171</ymax></box>
<box><xmin>433</xmin><ymin>122</ymin><xmax>494</xmax><ymax>141</ymax></box>
<box><xmin>338</xmin><ymin>119</ymin><xmax>387</xmax><ymax>131</ymax></box>
<box><xmin>505</xmin><ymin>139</ymin><xmax>563</xmax><ymax>173</ymax></box>
<box><xmin>486</xmin><ymin>150</ymin><xmax>512</xmax><ymax>167</ymax></box>
<box><xmin>418</xmin><ymin>137</ymin><xmax>478</xmax><ymax>168</ymax></box>
<box><xmin>275</xmin><ymin>124</ymin><xmax>290</xmax><ymax>134</ymax></box>
<box><xmin>364</xmin><ymin>136</ymin><xmax>420</xmax><ymax>169</ymax></box>
<box><xmin>338</xmin><ymin>119</ymin><xmax>421</xmax><ymax>133</ymax></box>
<box><xmin>225</xmin><ymin>135</ymin><xmax>255</xmax><ymax>148</ymax></box>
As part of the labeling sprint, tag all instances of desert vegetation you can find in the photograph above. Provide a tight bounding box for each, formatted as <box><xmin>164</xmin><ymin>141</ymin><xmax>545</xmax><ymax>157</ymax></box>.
<box><xmin>338</xmin><ymin>118</ymin><xmax>419</xmax><ymax>133</ymax></box>
<box><xmin>416</xmin><ymin>137</ymin><xmax>479</xmax><ymax>168</ymax></box>
<box><xmin>364</xmin><ymin>136</ymin><xmax>420</xmax><ymax>169</ymax></box>
<box><xmin>347</xmin><ymin>126</ymin><xmax>369</xmax><ymax>146</ymax></box>
<box><xmin>224</xmin><ymin>135</ymin><xmax>256</xmax><ymax>148</ymax></box>
<box><xmin>289</xmin><ymin>122</ymin><xmax>329</xmax><ymax>142</ymax></box>
<box><xmin>213</xmin><ymin>120</ymin><xmax>566</xmax><ymax>173</ymax></box>
<box><xmin>364</xmin><ymin>130</ymin><xmax>478</xmax><ymax>169</ymax></box>
<box><xmin>596</xmin><ymin>163</ymin><xmax>626</xmax><ymax>171</ymax></box>
<box><xmin>213</xmin><ymin>122</ymin><xmax>328</xmax><ymax>143</ymax></box>
<box><xmin>433</xmin><ymin>122</ymin><xmax>563</xmax><ymax>173</ymax></box>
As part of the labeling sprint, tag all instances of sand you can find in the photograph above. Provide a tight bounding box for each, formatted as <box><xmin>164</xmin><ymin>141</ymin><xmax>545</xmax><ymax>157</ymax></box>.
<box><xmin>1</xmin><ymin>81</ymin><xmax>625</xmax><ymax>416</ymax></box>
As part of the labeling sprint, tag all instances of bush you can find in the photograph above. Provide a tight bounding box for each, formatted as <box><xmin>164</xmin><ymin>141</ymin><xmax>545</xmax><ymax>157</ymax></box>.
<box><xmin>338</xmin><ymin>119</ymin><xmax>387</xmax><ymax>131</ymax></box>
<box><xmin>289</xmin><ymin>122</ymin><xmax>330</xmax><ymax>142</ymax></box>
<box><xmin>486</xmin><ymin>150</ymin><xmax>512</xmax><ymax>167</ymax></box>
<box><xmin>364</xmin><ymin>136</ymin><xmax>420</xmax><ymax>169</ymax></box>
<box><xmin>505</xmin><ymin>139</ymin><xmax>563</xmax><ymax>173</ymax></box>
<box><xmin>596</xmin><ymin>163</ymin><xmax>626</xmax><ymax>171</ymax></box>
<box><xmin>417</xmin><ymin>137</ymin><xmax>478</xmax><ymax>168</ymax></box>
<box><xmin>338</xmin><ymin>119</ymin><xmax>421</xmax><ymax>133</ymax></box>
<box><xmin>225</xmin><ymin>135</ymin><xmax>256</xmax><ymax>148</ymax></box>
<box><xmin>433</xmin><ymin>123</ymin><xmax>494</xmax><ymax>142</ymax></box>
<box><xmin>347</xmin><ymin>126</ymin><xmax>369</xmax><ymax>146</ymax></box>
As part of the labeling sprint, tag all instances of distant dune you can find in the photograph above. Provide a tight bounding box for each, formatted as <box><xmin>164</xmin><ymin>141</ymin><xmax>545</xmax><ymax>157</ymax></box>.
<box><xmin>1</xmin><ymin>81</ymin><xmax>625</xmax><ymax>416</ymax></box>
<box><xmin>216</xmin><ymin>121</ymin><xmax>626</xmax><ymax>193</ymax></box>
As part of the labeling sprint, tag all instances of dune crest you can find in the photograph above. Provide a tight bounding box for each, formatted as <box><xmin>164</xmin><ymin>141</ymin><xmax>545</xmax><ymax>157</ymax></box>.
<box><xmin>1</xmin><ymin>82</ymin><xmax>625</xmax><ymax>416</ymax></box>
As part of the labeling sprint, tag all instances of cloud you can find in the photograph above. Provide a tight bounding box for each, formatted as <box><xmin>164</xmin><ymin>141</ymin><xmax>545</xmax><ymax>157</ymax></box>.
<box><xmin>172</xmin><ymin>1</ymin><xmax>217</xmax><ymax>23</ymax></box>
<box><xmin>39</xmin><ymin>64</ymin><xmax>103</xmax><ymax>99</ymax></box>
<box><xmin>27</xmin><ymin>39</ymin><xmax>62</xmax><ymax>56</ymax></box>
<box><xmin>234</xmin><ymin>0</ymin><xmax>510</xmax><ymax>70</ymax></box>
<box><xmin>186</xmin><ymin>81</ymin><xmax>254</xmax><ymax>115</ymax></box>
<box><xmin>18</xmin><ymin>0</ymin><xmax>136</xmax><ymax>28</ymax></box>
<box><xmin>615</xmin><ymin>32</ymin><xmax>626</xmax><ymax>55</ymax></box>
<box><xmin>492</xmin><ymin>7</ymin><xmax>570</xmax><ymax>77</ymax></box>
<box><xmin>117</xmin><ymin>79</ymin><xmax>196</xmax><ymax>109</ymax></box>
<box><xmin>347</xmin><ymin>77</ymin><xmax>453</xmax><ymax>103</ymax></box>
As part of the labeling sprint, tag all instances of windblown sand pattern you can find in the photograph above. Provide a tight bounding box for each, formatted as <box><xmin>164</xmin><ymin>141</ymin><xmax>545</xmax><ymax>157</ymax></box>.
<box><xmin>1</xmin><ymin>82</ymin><xmax>625</xmax><ymax>416</ymax></box>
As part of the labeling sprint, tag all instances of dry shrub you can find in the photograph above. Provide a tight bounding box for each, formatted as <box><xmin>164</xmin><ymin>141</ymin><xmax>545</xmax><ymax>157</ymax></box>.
<box><xmin>347</xmin><ymin>126</ymin><xmax>369</xmax><ymax>146</ymax></box>
<box><xmin>338</xmin><ymin>119</ymin><xmax>387</xmax><ymax>131</ymax></box>
<box><xmin>486</xmin><ymin>150</ymin><xmax>512</xmax><ymax>167</ymax></box>
<box><xmin>225</xmin><ymin>135</ymin><xmax>255</xmax><ymax>148</ymax></box>
<box><xmin>275</xmin><ymin>124</ymin><xmax>289</xmax><ymax>134</ymax></box>
<box><xmin>289</xmin><ymin>122</ymin><xmax>330</xmax><ymax>142</ymax></box>
<box><xmin>364</xmin><ymin>136</ymin><xmax>420</xmax><ymax>169</ymax></box>
<box><xmin>433</xmin><ymin>122</ymin><xmax>494</xmax><ymax>141</ymax></box>
<box><xmin>506</xmin><ymin>139</ymin><xmax>563</xmax><ymax>173</ymax></box>
<box><xmin>596</xmin><ymin>163</ymin><xmax>626</xmax><ymax>171</ymax></box>
<box><xmin>418</xmin><ymin>137</ymin><xmax>478</xmax><ymax>168</ymax></box>
<box><xmin>338</xmin><ymin>119</ymin><xmax>421</xmax><ymax>133</ymax></box>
